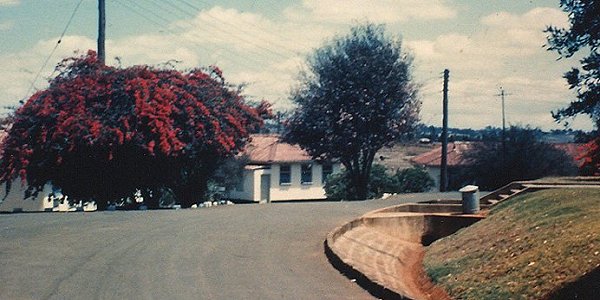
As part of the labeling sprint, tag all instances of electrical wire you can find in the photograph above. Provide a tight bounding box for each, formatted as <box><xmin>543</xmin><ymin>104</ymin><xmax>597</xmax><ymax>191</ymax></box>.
<box><xmin>111</xmin><ymin>0</ymin><xmax>293</xmax><ymax>105</ymax></box>
<box><xmin>23</xmin><ymin>0</ymin><xmax>85</xmax><ymax>101</ymax></box>
<box><xmin>113</xmin><ymin>0</ymin><xmax>269</xmax><ymax>71</ymax></box>
<box><xmin>170</xmin><ymin>0</ymin><xmax>301</xmax><ymax>58</ymax></box>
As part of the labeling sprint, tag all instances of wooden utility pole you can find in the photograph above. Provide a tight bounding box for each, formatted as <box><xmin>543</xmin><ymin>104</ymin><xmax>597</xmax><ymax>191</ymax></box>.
<box><xmin>496</xmin><ymin>87</ymin><xmax>510</xmax><ymax>163</ymax></box>
<box><xmin>440</xmin><ymin>69</ymin><xmax>449</xmax><ymax>192</ymax></box>
<box><xmin>98</xmin><ymin>0</ymin><xmax>106</xmax><ymax>64</ymax></box>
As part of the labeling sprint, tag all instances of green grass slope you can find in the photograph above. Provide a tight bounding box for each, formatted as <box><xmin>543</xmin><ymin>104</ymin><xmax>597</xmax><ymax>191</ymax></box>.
<box><xmin>424</xmin><ymin>188</ymin><xmax>600</xmax><ymax>299</ymax></box>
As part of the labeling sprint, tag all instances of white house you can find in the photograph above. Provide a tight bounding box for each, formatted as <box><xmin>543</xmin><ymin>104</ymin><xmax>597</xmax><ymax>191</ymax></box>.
<box><xmin>227</xmin><ymin>134</ymin><xmax>341</xmax><ymax>202</ymax></box>
<box><xmin>0</xmin><ymin>180</ymin><xmax>98</xmax><ymax>213</ymax></box>
<box><xmin>0</xmin><ymin>180</ymin><xmax>55</xmax><ymax>212</ymax></box>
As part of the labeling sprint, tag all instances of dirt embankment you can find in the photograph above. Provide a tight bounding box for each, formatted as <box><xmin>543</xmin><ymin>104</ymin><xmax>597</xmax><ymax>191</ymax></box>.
<box><xmin>424</xmin><ymin>188</ymin><xmax>600</xmax><ymax>299</ymax></box>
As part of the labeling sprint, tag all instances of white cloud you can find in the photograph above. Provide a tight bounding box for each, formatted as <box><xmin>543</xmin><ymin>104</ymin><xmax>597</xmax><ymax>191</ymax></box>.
<box><xmin>0</xmin><ymin>7</ymin><xmax>322</xmax><ymax>112</ymax></box>
<box><xmin>0</xmin><ymin>4</ymin><xmax>592</xmax><ymax>130</ymax></box>
<box><xmin>0</xmin><ymin>36</ymin><xmax>95</xmax><ymax>107</ymax></box>
<box><xmin>0</xmin><ymin>20</ymin><xmax>13</xmax><ymax>31</ymax></box>
<box><xmin>405</xmin><ymin>7</ymin><xmax>593</xmax><ymax>130</ymax></box>
<box><xmin>0</xmin><ymin>0</ymin><xmax>19</xmax><ymax>7</ymax></box>
<box><xmin>480</xmin><ymin>7</ymin><xmax>569</xmax><ymax>30</ymax></box>
<box><xmin>288</xmin><ymin>0</ymin><xmax>456</xmax><ymax>23</ymax></box>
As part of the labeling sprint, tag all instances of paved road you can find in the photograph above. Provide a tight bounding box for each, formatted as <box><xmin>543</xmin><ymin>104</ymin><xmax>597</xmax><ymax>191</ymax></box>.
<box><xmin>0</xmin><ymin>192</ymin><xmax>458</xmax><ymax>300</ymax></box>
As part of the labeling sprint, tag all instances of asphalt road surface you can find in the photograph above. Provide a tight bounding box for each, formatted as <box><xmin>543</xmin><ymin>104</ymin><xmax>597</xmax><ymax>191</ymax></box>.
<box><xmin>0</xmin><ymin>192</ymin><xmax>458</xmax><ymax>300</ymax></box>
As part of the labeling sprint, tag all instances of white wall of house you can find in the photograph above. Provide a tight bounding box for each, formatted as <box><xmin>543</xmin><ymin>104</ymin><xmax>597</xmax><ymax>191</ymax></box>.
<box><xmin>427</xmin><ymin>166</ymin><xmax>441</xmax><ymax>192</ymax></box>
<box><xmin>228</xmin><ymin>162</ymin><xmax>341</xmax><ymax>202</ymax></box>
<box><xmin>0</xmin><ymin>180</ymin><xmax>54</xmax><ymax>212</ymax></box>
<box><xmin>228</xmin><ymin>168</ymin><xmax>256</xmax><ymax>201</ymax></box>
<box><xmin>228</xmin><ymin>166</ymin><xmax>272</xmax><ymax>202</ymax></box>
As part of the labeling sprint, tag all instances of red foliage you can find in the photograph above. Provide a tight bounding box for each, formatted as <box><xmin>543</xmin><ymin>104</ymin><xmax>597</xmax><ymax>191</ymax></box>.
<box><xmin>578</xmin><ymin>137</ymin><xmax>600</xmax><ymax>175</ymax></box>
<box><xmin>0</xmin><ymin>50</ymin><xmax>268</xmax><ymax>207</ymax></box>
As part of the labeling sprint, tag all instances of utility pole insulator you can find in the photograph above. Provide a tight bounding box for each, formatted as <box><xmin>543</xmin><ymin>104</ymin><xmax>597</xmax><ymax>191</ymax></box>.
<box><xmin>440</xmin><ymin>69</ymin><xmax>449</xmax><ymax>192</ymax></box>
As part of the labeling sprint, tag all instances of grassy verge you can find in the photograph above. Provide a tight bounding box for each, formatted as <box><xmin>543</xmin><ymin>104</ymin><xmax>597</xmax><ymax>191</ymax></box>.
<box><xmin>424</xmin><ymin>188</ymin><xmax>600</xmax><ymax>299</ymax></box>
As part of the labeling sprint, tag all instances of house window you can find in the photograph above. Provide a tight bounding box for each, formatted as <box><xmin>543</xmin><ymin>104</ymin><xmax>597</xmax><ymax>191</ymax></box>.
<box><xmin>301</xmin><ymin>163</ymin><xmax>313</xmax><ymax>184</ymax></box>
<box><xmin>280</xmin><ymin>164</ymin><xmax>291</xmax><ymax>185</ymax></box>
<box><xmin>322</xmin><ymin>164</ymin><xmax>333</xmax><ymax>183</ymax></box>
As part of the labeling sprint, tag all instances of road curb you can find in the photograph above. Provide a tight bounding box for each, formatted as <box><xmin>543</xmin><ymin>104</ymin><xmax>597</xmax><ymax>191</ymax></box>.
<box><xmin>324</xmin><ymin>229</ymin><xmax>408</xmax><ymax>300</ymax></box>
<box><xmin>324</xmin><ymin>203</ymin><xmax>485</xmax><ymax>299</ymax></box>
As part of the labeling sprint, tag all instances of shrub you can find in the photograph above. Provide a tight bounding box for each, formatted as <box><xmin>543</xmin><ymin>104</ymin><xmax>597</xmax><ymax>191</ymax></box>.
<box><xmin>392</xmin><ymin>166</ymin><xmax>435</xmax><ymax>193</ymax></box>
<box><xmin>324</xmin><ymin>164</ymin><xmax>434</xmax><ymax>200</ymax></box>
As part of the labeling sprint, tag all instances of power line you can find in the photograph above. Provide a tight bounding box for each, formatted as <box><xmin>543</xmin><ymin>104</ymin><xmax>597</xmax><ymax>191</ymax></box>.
<box><xmin>168</xmin><ymin>0</ymin><xmax>291</xmax><ymax>60</ymax></box>
<box><xmin>23</xmin><ymin>0</ymin><xmax>85</xmax><ymax>101</ymax></box>
<box><xmin>112</xmin><ymin>0</ymin><xmax>269</xmax><ymax>71</ymax></box>
<box><xmin>111</xmin><ymin>0</ymin><xmax>293</xmax><ymax>106</ymax></box>
<box><xmin>170</xmin><ymin>0</ymin><xmax>300</xmax><ymax>59</ymax></box>
<box><xmin>118</xmin><ymin>0</ymin><xmax>289</xmax><ymax>70</ymax></box>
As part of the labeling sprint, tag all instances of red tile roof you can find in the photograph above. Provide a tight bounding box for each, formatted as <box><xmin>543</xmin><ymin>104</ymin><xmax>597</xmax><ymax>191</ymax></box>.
<box><xmin>243</xmin><ymin>134</ymin><xmax>313</xmax><ymax>164</ymax></box>
<box><xmin>410</xmin><ymin>142</ymin><xmax>475</xmax><ymax>167</ymax></box>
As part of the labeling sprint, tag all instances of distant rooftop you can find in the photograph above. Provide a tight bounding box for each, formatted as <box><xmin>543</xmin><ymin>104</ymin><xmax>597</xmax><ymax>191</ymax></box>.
<box><xmin>410</xmin><ymin>142</ymin><xmax>474</xmax><ymax>167</ymax></box>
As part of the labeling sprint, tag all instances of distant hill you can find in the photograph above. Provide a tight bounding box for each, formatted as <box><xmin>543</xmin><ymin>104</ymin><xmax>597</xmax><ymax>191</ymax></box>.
<box><xmin>416</xmin><ymin>125</ymin><xmax>587</xmax><ymax>143</ymax></box>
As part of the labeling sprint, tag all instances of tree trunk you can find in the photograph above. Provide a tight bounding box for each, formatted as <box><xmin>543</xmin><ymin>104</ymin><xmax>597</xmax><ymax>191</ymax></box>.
<box><xmin>176</xmin><ymin>176</ymin><xmax>209</xmax><ymax>208</ymax></box>
<box><xmin>350</xmin><ymin>172</ymin><xmax>369</xmax><ymax>200</ymax></box>
<box><xmin>177</xmin><ymin>186</ymin><xmax>200</xmax><ymax>208</ymax></box>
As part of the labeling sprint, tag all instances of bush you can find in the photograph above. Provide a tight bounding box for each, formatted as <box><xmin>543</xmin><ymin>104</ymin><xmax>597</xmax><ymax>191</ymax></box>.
<box><xmin>324</xmin><ymin>164</ymin><xmax>434</xmax><ymax>200</ymax></box>
<box><xmin>392</xmin><ymin>166</ymin><xmax>435</xmax><ymax>193</ymax></box>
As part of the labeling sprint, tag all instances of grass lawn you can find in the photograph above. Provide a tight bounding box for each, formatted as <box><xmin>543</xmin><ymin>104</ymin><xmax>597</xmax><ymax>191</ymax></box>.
<box><xmin>424</xmin><ymin>188</ymin><xmax>600</xmax><ymax>299</ymax></box>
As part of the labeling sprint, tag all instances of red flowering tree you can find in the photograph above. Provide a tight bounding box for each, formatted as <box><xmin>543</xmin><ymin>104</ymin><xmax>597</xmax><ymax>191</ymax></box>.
<box><xmin>579</xmin><ymin>139</ymin><xmax>600</xmax><ymax>175</ymax></box>
<box><xmin>0</xmin><ymin>50</ymin><xmax>269</xmax><ymax>208</ymax></box>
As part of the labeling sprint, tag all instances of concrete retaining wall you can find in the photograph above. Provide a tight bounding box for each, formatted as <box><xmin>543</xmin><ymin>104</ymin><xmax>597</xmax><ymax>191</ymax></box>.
<box><xmin>325</xmin><ymin>203</ymin><xmax>485</xmax><ymax>299</ymax></box>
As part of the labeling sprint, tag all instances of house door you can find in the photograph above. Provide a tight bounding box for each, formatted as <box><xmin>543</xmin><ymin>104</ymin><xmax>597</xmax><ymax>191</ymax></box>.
<box><xmin>260</xmin><ymin>174</ymin><xmax>271</xmax><ymax>203</ymax></box>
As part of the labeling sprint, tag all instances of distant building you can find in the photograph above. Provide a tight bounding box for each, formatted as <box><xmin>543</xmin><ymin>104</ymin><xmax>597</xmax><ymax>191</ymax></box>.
<box><xmin>411</xmin><ymin>142</ymin><xmax>585</xmax><ymax>189</ymax></box>
<box><xmin>227</xmin><ymin>134</ymin><xmax>341</xmax><ymax>202</ymax></box>
<box><xmin>0</xmin><ymin>181</ymin><xmax>55</xmax><ymax>213</ymax></box>
<box><xmin>410</xmin><ymin>142</ymin><xmax>475</xmax><ymax>189</ymax></box>
<box><xmin>0</xmin><ymin>130</ymin><xmax>96</xmax><ymax>213</ymax></box>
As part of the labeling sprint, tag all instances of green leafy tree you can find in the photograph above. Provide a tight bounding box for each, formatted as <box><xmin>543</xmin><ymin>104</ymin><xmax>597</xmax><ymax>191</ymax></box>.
<box><xmin>546</xmin><ymin>0</ymin><xmax>600</xmax><ymax>174</ymax></box>
<box><xmin>285</xmin><ymin>23</ymin><xmax>420</xmax><ymax>200</ymax></box>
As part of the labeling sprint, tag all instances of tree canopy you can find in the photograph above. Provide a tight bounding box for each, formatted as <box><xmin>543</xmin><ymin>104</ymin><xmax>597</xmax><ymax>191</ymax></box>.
<box><xmin>546</xmin><ymin>0</ymin><xmax>600</xmax><ymax>174</ymax></box>
<box><xmin>284</xmin><ymin>23</ymin><xmax>420</xmax><ymax>200</ymax></box>
<box><xmin>461</xmin><ymin>126</ymin><xmax>578</xmax><ymax>190</ymax></box>
<box><xmin>0</xmin><ymin>50</ymin><xmax>270</xmax><ymax>208</ymax></box>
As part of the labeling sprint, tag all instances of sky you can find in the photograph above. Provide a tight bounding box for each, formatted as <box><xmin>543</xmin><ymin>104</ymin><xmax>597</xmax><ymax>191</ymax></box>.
<box><xmin>0</xmin><ymin>0</ymin><xmax>594</xmax><ymax>131</ymax></box>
